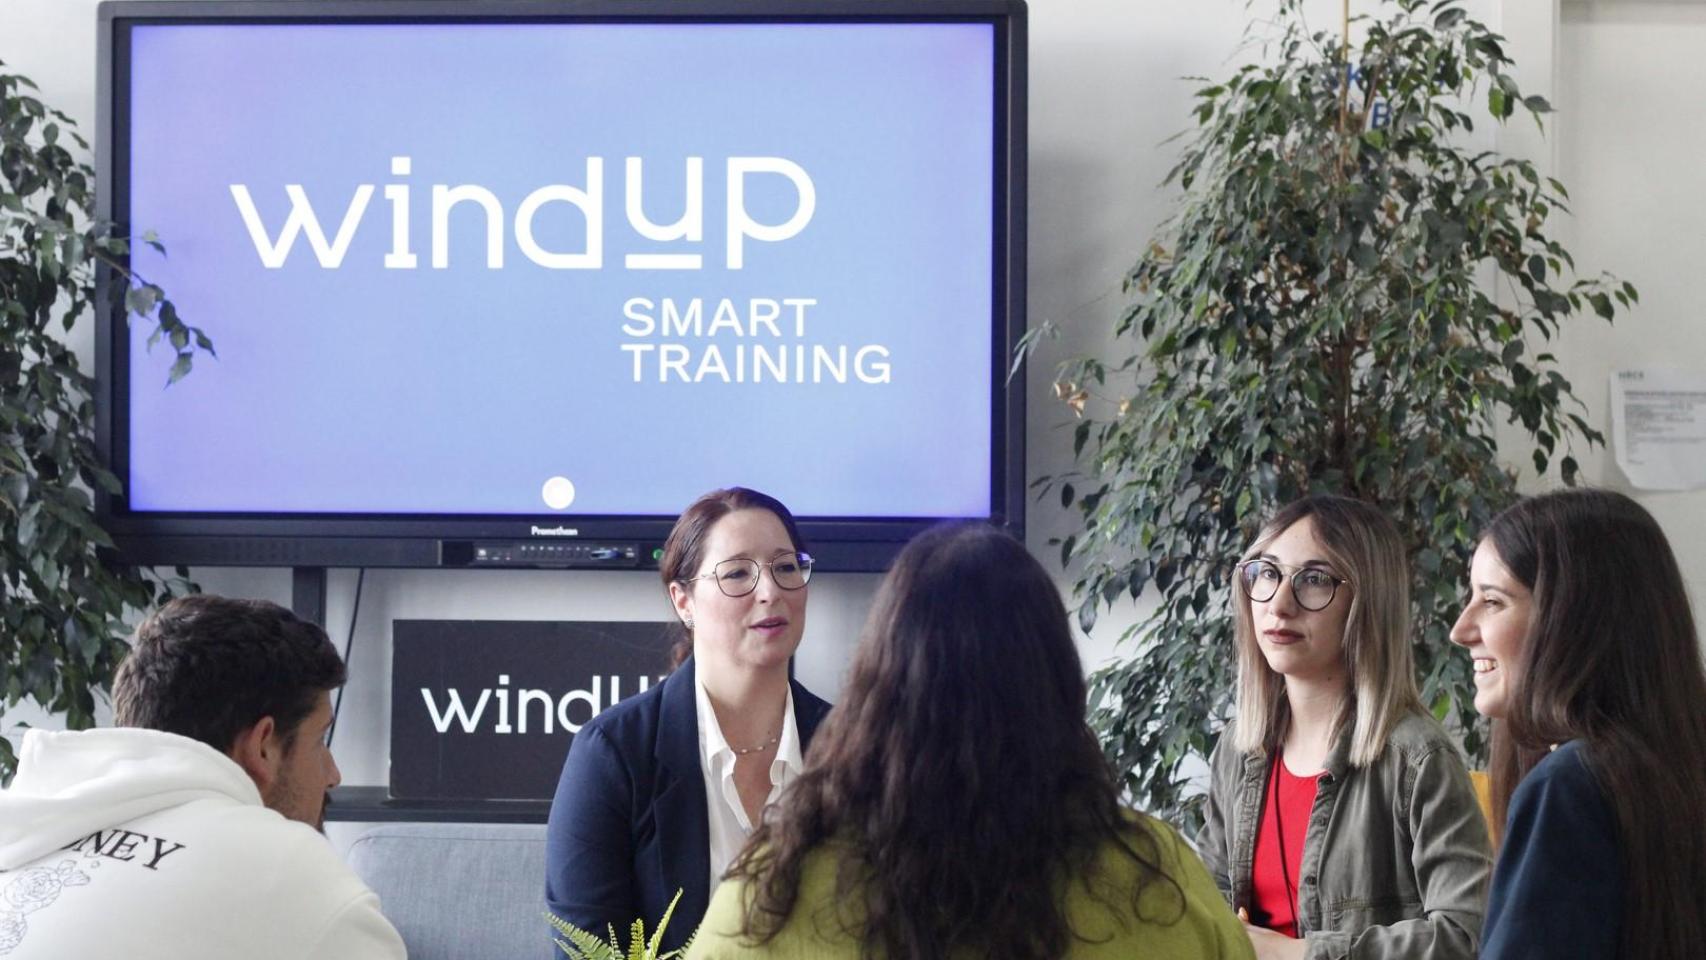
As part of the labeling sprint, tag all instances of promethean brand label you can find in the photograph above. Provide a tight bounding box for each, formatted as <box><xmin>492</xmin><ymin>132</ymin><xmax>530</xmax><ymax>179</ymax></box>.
<box><xmin>390</xmin><ymin>619</ymin><xmax>673</xmax><ymax>801</ymax></box>
<box><xmin>530</xmin><ymin>526</ymin><xmax>580</xmax><ymax>537</ymax></box>
<box><xmin>124</xmin><ymin>22</ymin><xmax>995</xmax><ymax>517</ymax></box>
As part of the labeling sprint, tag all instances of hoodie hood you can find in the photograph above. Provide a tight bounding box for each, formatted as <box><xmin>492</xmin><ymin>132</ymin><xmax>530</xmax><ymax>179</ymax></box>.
<box><xmin>0</xmin><ymin>727</ymin><xmax>261</xmax><ymax>870</ymax></box>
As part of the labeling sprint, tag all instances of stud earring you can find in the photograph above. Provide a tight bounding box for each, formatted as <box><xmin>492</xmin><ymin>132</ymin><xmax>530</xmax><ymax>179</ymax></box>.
<box><xmin>683</xmin><ymin>617</ymin><xmax>695</xmax><ymax>630</ymax></box>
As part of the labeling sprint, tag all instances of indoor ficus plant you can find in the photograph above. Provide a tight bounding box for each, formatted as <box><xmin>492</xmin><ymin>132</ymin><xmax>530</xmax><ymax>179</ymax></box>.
<box><xmin>1022</xmin><ymin>0</ymin><xmax>1635</xmax><ymax>832</ymax></box>
<box><xmin>0</xmin><ymin>62</ymin><xmax>210</xmax><ymax>781</ymax></box>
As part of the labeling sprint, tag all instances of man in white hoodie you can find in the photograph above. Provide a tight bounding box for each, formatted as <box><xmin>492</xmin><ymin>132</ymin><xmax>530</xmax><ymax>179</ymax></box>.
<box><xmin>0</xmin><ymin>594</ymin><xmax>406</xmax><ymax>959</ymax></box>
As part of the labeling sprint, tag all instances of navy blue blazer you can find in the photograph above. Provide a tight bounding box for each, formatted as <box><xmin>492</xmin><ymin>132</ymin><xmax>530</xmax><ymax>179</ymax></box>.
<box><xmin>1481</xmin><ymin>740</ymin><xmax>1622</xmax><ymax>960</ymax></box>
<box><xmin>543</xmin><ymin>656</ymin><xmax>832</xmax><ymax>956</ymax></box>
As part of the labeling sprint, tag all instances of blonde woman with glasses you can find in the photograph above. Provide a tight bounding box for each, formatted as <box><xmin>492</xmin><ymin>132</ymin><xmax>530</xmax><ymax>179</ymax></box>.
<box><xmin>1199</xmin><ymin>495</ymin><xmax>1491</xmax><ymax>960</ymax></box>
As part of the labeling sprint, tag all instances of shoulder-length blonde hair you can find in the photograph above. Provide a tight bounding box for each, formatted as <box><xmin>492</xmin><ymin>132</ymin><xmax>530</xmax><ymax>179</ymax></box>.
<box><xmin>1231</xmin><ymin>495</ymin><xmax>1420</xmax><ymax>767</ymax></box>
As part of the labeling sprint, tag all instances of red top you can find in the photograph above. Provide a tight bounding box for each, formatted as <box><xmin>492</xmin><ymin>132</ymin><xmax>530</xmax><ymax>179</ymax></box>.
<box><xmin>1250</xmin><ymin>754</ymin><xmax>1321</xmax><ymax>938</ymax></box>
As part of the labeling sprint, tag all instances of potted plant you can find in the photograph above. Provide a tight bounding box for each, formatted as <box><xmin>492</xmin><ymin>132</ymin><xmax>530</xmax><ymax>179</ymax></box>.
<box><xmin>547</xmin><ymin>890</ymin><xmax>696</xmax><ymax>960</ymax></box>
<box><xmin>1023</xmin><ymin>0</ymin><xmax>1635</xmax><ymax>831</ymax></box>
<box><xmin>0</xmin><ymin>62</ymin><xmax>210</xmax><ymax>779</ymax></box>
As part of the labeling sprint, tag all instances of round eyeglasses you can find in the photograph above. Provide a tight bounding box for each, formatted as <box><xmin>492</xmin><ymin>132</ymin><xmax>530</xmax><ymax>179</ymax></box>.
<box><xmin>679</xmin><ymin>553</ymin><xmax>814</xmax><ymax>598</ymax></box>
<box><xmin>1237</xmin><ymin>559</ymin><xmax>1347</xmax><ymax>612</ymax></box>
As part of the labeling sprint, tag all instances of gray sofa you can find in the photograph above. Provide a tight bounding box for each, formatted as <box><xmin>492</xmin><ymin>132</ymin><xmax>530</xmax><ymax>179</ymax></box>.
<box><xmin>346</xmin><ymin>823</ymin><xmax>549</xmax><ymax>960</ymax></box>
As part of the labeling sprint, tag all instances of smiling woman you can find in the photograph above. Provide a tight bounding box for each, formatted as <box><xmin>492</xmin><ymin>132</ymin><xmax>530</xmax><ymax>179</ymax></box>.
<box><xmin>1448</xmin><ymin>544</ymin><xmax>1534</xmax><ymax>721</ymax></box>
<box><xmin>1456</xmin><ymin>489</ymin><xmax>1706</xmax><ymax>960</ymax></box>
<box><xmin>543</xmin><ymin>487</ymin><xmax>834</xmax><ymax>956</ymax></box>
<box><xmin>1199</xmin><ymin>495</ymin><xmax>1491</xmax><ymax>960</ymax></box>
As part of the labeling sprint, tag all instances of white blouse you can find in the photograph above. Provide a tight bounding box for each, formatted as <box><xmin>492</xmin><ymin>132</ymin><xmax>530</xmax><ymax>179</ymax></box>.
<box><xmin>694</xmin><ymin>675</ymin><xmax>804</xmax><ymax>895</ymax></box>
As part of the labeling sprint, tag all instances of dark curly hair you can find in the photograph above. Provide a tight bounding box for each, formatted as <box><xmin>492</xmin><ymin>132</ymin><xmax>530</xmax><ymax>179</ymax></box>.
<box><xmin>113</xmin><ymin>594</ymin><xmax>345</xmax><ymax>753</ymax></box>
<box><xmin>725</xmin><ymin>523</ymin><xmax>1183</xmax><ymax>959</ymax></box>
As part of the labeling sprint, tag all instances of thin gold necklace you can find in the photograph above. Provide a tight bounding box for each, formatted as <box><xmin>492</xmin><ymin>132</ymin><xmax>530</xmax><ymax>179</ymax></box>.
<box><xmin>731</xmin><ymin>732</ymin><xmax>780</xmax><ymax>756</ymax></box>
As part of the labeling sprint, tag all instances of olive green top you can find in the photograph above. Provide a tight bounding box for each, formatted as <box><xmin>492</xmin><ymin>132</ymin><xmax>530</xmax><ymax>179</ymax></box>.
<box><xmin>1199</xmin><ymin>711</ymin><xmax>1492</xmax><ymax>960</ymax></box>
<box><xmin>685</xmin><ymin>819</ymin><xmax>1254</xmax><ymax>960</ymax></box>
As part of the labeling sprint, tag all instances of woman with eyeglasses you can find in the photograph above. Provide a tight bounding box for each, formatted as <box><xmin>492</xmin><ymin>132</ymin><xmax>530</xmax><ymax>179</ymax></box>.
<box><xmin>1450</xmin><ymin>489</ymin><xmax>1706</xmax><ymax>960</ymax></box>
<box><xmin>545</xmin><ymin>487</ymin><xmax>833</xmax><ymax>956</ymax></box>
<box><xmin>687</xmin><ymin>522</ymin><xmax>1254</xmax><ymax>960</ymax></box>
<box><xmin>1200</xmin><ymin>495</ymin><xmax>1490</xmax><ymax>960</ymax></box>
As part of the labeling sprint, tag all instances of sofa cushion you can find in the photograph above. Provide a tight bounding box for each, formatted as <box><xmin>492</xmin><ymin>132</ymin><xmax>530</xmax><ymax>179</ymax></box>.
<box><xmin>347</xmin><ymin>823</ymin><xmax>548</xmax><ymax>960</ymax></box>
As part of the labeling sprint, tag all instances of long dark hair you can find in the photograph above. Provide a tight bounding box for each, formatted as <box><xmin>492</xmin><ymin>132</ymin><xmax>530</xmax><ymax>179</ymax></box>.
<box><xmin>727</xmin><ymin>523</ymin><xmax>1183</xmax><ymax>959</ymax></box>
<box><xmin>1482</xmin><ymin>488</ymin><xmax>1706</xmax><ymax>960</ymax></box>
<box><xmin>658</xmin><ymin>486</ymin><xmax>807</xmax><ymax>669</ymax></box>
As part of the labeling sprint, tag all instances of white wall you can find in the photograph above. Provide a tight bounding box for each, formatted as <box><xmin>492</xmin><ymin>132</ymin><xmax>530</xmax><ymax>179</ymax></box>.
<box><xmin>1552</xmin><ymin>0</ymin><xmax>1706</xmax><ymax>605</ymax></box>
<box><xmin>1024</xmin><ymin>0</ymin><xmax>1258</xmax><ymax>673</ymax></box>
<box><xmin>4</xmin><ymin>0</ymin><xmax>1698</xmax><ymax>822</ymax></box>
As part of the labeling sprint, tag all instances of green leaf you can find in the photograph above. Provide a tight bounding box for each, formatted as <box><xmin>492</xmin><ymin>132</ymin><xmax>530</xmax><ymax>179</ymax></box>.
<box><xmin>1488</xmin><ymin>86</ymin><xmax>1508</xmax><ymax>118</ymax></box>
<box><xmin>167</xmin><ymin>354</ymin><xmax>193</xmax><ymax>385</ymax></box>
<box><xmin>17</xmin><ymin>503</ymin><xmax>40</xmax><ymax>548</ymax></box>
<box><xmin>125</xmin><ymin>285</ymin><xmax>160</xmax><ymax>317</ymax></box>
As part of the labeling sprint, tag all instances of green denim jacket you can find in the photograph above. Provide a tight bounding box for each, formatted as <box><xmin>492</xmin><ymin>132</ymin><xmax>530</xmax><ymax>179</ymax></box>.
<box><xmin>1199</xmin><ymin>711</ymin><xmax>1492</xmax><ymax>960</ymax></box>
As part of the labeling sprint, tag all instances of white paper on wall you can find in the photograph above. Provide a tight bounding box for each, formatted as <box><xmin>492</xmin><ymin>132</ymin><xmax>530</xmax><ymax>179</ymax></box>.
<box><xmin>1610</xmin><ymin>369</ymin><xmax>1706</xmax><ymax>491</ymax></box>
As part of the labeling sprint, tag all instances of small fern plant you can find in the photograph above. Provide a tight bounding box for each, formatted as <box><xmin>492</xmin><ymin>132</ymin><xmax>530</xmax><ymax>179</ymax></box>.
<box><xmin>546</xmin><ymin>889</ymin><xmax>696</xmax><ymax>960</ymax></box>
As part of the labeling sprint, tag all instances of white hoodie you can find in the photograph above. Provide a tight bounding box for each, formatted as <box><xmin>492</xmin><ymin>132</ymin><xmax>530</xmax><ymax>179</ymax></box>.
<box><xmin>0</xmin><ymin>728</ymin><xmax>405</xmax><ymax>959</ymax></box>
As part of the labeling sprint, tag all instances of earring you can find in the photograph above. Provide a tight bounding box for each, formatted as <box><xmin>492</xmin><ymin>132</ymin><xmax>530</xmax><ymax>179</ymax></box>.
<box><xmin>683</xmin><ymin>617</ymin><xmax>695</xmax><ymax>630</ymax></box>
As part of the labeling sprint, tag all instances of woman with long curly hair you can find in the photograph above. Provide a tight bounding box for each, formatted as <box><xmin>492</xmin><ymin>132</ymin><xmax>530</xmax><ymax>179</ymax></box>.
<box><xmin>1451</xmin><ymin>488</ymin><xmax>1706</xmax><ymax>959</ymax></box>
<box><xmin>687</xmin><ymin>523</ymin><xmax>1251</xmax><ymax>960</ymax></box>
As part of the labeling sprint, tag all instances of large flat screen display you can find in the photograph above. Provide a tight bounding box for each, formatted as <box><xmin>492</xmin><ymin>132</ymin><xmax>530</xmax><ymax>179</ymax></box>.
<box><xmin>96</xmin><ymin>1</ymin><xmax>1026</xmax><ymax>570</ymax></box>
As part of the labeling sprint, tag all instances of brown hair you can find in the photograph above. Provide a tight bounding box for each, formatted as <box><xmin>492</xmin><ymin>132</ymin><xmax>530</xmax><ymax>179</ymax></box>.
<box><xmin>658</xmin><ymin>487</ymin><xmax>807</xmax><ymax>669</ymax></box>
<box><xmin>113</xmin><ymin>594</ymin><xmax>346</xmax><ymax>753</ymax></box>
<box><xmin>1481</xmin><ymin>488</ymin><xmax>1706</xmax><ymax>960</ymax></box>
<box><xmin>727</xmin><ymin>523</ymin><xmax>1183</xmax><ymax>960</ymax></box>
<box><xmin>1231</xmin><ymin>495</ymin><xmax>1422</xmax><ymax>765</ymax></box>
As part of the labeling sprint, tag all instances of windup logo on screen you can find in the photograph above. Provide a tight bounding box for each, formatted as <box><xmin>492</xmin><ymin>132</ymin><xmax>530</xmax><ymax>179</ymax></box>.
<box><xmin>228</xmin><ymin>155</ymin><xmax>814</xmax><ymax>271</ymax></box>
<box><xmin>124</xmin><ymin>20</ymin><xmax>996</xmax><ymax>520</ymax></box>
<box><xmin>390</xmin><ymin>619</ymin><xmax>672</xmax><ymax>801</ymax></box>
<box><xmin>228</xmin><ymin>155</ymin><xmax>893</xmax><ymax>386</ymax></box>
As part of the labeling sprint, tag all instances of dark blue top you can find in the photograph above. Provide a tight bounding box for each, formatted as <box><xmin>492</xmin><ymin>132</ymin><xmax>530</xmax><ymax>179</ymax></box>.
<box><xmin>543</xmin><ymin>656</ymin><xmax>832</xmax><ymax>956</ymax></box>
<box><xmin>1481</xmin><ymin>740</ymin><xmax>1622</xmax><ymax>960</ymax></box>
